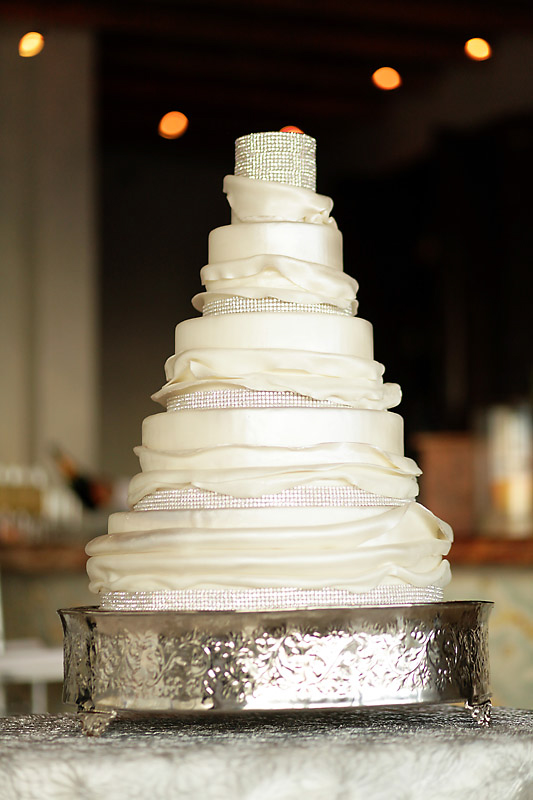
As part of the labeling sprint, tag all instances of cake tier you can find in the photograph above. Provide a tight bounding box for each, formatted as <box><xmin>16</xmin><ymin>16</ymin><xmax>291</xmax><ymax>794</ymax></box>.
<box><xmin>209</xmin><ymin>222</ymin><xmax>343</xmax><ymax>269</ymax></box>
<box><xmin>233</xmin><ymin>132</ymin><xmax>316</xmax><ymax>190</ymax></box>
<box><xmin>154</xmin><ymin>313</ymin><xmax>401</xmax><ymax>409</ymax></box>
<box><xmin>192</xmin><ymin>253</ymin><xmax>358</xmax><ymax>314</ymax></box>
<box><xmin>223</xmin><ymin>174</ymin><xmax>333</xmax><ymax>223</ymax></box>
<box><xmin>157</xmin><ymin>354</ymin><xmax>401</xmax><ymax>410</ymax></box>
<box><xmin>86</xmin><ymin>502</ymin><xmax>452</xmax><ymax>594</ymax></box>
<box><xmin>141</xmin><ymin>408</ymin><xmax>404</xmax><ymax>454</ymax></box>
<box><xmin>129</xmin><ymin>441</ymin><xmax>419</xmax><ymax>505</ymax></box>
<box><xmin>192</xmin><ymin>174</ymin><xmax>357</xmax><ymax>313</ymax></box>
<box><xmin>174</xmin><ymin>314</ymin><xmax>373</xmax><ymax>358</ymax></box>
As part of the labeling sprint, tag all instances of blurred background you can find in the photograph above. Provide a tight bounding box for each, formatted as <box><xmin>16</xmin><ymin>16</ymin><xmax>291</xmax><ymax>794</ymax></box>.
<box><xmin>1</xmin><ymin>0</ymin><xmax>533</xmax><ymax>711</ymax></box>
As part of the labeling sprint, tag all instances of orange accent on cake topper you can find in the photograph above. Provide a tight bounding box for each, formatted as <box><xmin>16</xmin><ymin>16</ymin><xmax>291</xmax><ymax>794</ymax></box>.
<box><xmin>280</xmin><ymin>126</ymin><xmax>304</xmax><ymax>133</ymax></box>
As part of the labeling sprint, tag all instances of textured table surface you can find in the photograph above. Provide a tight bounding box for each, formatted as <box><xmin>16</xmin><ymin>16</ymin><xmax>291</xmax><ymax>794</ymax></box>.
<box><xmin>1</xmin><ymin>705</ymin><xmax>533</xmax><ymax>800</ymax></box>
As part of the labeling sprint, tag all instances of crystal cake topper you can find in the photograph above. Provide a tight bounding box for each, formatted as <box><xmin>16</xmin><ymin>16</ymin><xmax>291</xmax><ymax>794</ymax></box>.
<box><xmin>234</xmin><ymin>131</ymin><xmax>316</xmax><ymax>190</ymax></box>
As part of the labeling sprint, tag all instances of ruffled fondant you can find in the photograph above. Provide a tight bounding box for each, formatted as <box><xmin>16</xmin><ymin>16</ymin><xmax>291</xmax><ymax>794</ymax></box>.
<box><xmin>155</xmin><ymin>347</ymin><xmax>401</xmax><ymax>410</ymax></box>
<box><xmin>224</xmin><ymin>175</ymin><xmax>337</xmax><ymax>225</ymax></box>
<box><xmin>86</xmin><ymin>502</ymin><xmax>452</xmax><ymax>594</ymax></box>
<box><xmin>134</xmin><ymin>441</ymin><xmax>419</xmax><ymax>474</ymax></box>
<box><xmin>128</xmin><ymin>441</ymin><xmax>420</xmax><ymax>503</ymax></box>
<box><xmin>192</xmin><ymin>253</ymin><xmax>358</xmax><ymax>313</ymax></box>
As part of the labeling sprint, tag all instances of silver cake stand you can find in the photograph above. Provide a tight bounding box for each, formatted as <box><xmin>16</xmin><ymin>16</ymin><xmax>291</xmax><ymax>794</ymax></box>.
<box><xmin>59</xmin><ymin>601</ymin><xmax>492</xmax><ymax>735</ymax></box>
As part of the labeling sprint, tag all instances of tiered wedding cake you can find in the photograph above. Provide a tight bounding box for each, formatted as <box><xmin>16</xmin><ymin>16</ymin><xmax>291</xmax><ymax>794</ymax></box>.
<box><xmin>86</xmin><ymin>130</ymin><xmax>452</xmax><ymax>612</ymax></box>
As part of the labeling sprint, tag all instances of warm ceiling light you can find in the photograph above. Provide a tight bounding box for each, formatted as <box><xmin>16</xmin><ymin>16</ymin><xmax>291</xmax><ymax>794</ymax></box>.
<box><xmin>372</xmin><ymin>67</ymin><xmax>402</xmax><ymax>91</ymax></box>
<box><xmin>158</xmin><ymin>111</ymin><xmax>189</xmax><ymax>139</ymax></box>
<box><xmin>19</xmin><ymin>31</ymin><xmax>45</xmax><ymax>58</ymax></box>
<box><xmin>280</xmin><ymin>126</ymin><xmax>304</xmax><ymax>133</ymax></box>
<box><xmin>464</xmin><ymin>38</ymin><xmax>492</xmax><ymax>61</ymax></box>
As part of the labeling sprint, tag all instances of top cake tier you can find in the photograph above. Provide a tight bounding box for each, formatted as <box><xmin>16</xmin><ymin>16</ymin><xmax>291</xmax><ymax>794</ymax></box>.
<box><xmin>192</xmin><ymin>130</ymin><xmax>357</xmax><ymax>316</ymax></box>
<box><xmin>234</xmin><ymin>131</ymin><xmax>316</xmax><ymax>190</ymax></box>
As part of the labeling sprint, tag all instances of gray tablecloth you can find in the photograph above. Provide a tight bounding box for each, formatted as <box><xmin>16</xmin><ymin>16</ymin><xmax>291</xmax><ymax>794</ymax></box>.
<box><xmin>1</xmin><ymin>706</ymin><xmax>533</xmax><ymax>800</ymax></box>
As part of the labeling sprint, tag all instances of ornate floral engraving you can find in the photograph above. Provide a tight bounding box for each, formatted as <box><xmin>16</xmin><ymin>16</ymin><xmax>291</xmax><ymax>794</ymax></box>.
<box><xmin>60</xmin><ymin>612</ymin><xmax>94</xmax><ymax>709</ymax></box>
<box><xmin>59</xmin><ymin>603</ymin><xmax>492</xmax><ymax>716</ymax></box>
<box><xmin>92</xmin><ymin>629</ymin><xmax>211</xmax><ymax>706</ymax></box>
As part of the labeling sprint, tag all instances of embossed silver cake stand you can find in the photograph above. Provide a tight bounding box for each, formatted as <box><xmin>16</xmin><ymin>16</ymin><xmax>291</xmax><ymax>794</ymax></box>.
<box><xmin>59</xmin><ymin>601</ymin><xmax>492</xmax><ymax>736</ymax></box>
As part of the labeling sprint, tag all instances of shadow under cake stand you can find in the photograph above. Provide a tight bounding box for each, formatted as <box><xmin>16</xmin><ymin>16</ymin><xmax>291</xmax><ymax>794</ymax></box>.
<box><xmin>59</xmin><ymin>600</ymin><xmax>492</xmax><ymax>735</ymax></box>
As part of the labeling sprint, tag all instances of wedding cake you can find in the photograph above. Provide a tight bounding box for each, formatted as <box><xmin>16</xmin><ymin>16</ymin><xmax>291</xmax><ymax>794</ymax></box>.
<box><xmin>86</xmin><ymin>130</ymin><xmax>452</xmax><ymax>612</ymax></box>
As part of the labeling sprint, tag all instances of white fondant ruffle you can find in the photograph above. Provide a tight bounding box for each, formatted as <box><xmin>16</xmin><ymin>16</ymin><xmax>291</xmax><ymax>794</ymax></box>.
<box><xmin>134</xmin><ymin>441</ymin><xmax>419</xmax><ymax>475</ymax></box>
<box><xmin>192</xmin><ymin>253</ymin><xmax>358</xmax><ymax>313</ymax></box>
<box><xmin>155</xmin><ymin>347</ymin><xmax>401</xmax><ymax>410</ymax></box>
<box><xmin>86</xmin><ymin>502</ymin><xmax>452</xmax><ymax>594</ymax></box>
<box><xmin>128</xmin><ymin>441</ymin><xmax>421</xmax><ymax>505</ymax></box>
<box><xmin>224</xmin><ymin>174</ymin><xmax>336</xmax><ymax>225</ymax></box>
<box><xmin>127</xmin><ymin>465</ymin><xmax>419</xmax><ymax>505</ymax></box>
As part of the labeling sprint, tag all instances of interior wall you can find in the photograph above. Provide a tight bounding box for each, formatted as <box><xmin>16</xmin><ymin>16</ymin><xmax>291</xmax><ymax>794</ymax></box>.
<box><xmin>99</xmin><ymin>143</ymin><xmax>229</xmax><ymax>477</ymax></box>
<box><xmin>346</xmin><ymin>33</ymin><xmax>533</xmax><ymax>174</ymax></box>
<box><xmin>0</xmin><ymin>25</ymin><xmax>98</xmax><ymax>469</ymax></box>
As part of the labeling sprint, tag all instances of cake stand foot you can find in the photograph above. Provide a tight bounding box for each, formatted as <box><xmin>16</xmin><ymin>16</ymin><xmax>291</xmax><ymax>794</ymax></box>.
<box><xmin>465</xmin><ymin>699</ymin><xmax>492</xmax><ymax>727</ymax></box>
<box><xmin>76</xmin><ymin>709</ymin><xmax>117</xmax><ymax>737</ymax></box>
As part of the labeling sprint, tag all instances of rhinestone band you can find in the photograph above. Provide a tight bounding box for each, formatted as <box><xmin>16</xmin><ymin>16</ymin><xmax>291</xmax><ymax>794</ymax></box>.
<box><xmin>202</xmin><ymin>297</ymin><xmax>351</xmax><ymax>316</ymax></box>
<box><xmin>100</xmin><ymin>585</ymin><xmax>444</xmax><ymax>612</ymax></box>
<box><xmin>166</xmin><ymin>390</ymin><xmax>346</xmax><ymax>412</ymax></box>
<box><xmin>234</xmin><ymin>131</ymin><xmax>316</xmax><ymax>190</ymax></box>
<box><xmin>134</xmin><ymin>486</ymin><xmax>409</xmax><ymax>511</ymax></box>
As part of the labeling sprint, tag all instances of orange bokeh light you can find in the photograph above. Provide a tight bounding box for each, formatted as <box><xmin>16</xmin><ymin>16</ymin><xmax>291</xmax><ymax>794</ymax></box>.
<box><xmin>280</xmin><ymin>126</ymin><xmax>304</xmax><ymax>133</ymax></box>
<box><xmin>158</xmin><ymin>111</ymin><xmax>189</xmax><ymax>139</ymax></box>
<box><xmin>464</xmin><ymin>38</ymin><xmax>492</xmax><ymax>61</ymax></box>
<box><xmin>372</xmin><ymin>67</ymin><xmax>402</xmax><ymax>91</ymax></box>
<box><xmin>19</xmin><ymin>32</ymin><xmax>45</xmax><ymax>58</ymax></box>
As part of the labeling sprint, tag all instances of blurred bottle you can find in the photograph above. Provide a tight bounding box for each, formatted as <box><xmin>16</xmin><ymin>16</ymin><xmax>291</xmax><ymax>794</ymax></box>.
<box><xmin>476</xmin><ymin>403</ymin><xmax>533</xmax><ymax>537</ymax></box>
<box><xmin>50</xmin><ymin>446</ymin><xmax>113</xmax><ymax>510</ymax></box>
<box><xmin>0</xmin><ymin>463</ymin><xmax>46</xmax><ymax>544</ymax></box>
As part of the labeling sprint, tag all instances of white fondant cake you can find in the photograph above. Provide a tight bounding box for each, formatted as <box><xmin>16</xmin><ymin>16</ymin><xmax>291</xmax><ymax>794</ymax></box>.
<box><xmin>86</xmin><ymin>131</ymin><xmax>453</xmax><ymax>610</ymax></box>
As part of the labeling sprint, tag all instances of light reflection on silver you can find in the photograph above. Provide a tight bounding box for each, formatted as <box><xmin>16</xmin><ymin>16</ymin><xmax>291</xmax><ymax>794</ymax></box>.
<box><xmin>59</xmin><ymin>601</ymin><xmax>492</xmax><ymax>720</ymax></box>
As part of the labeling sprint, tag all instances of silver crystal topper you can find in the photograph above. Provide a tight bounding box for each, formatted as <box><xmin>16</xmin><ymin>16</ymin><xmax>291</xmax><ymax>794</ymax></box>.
<box><xmin>234</xmin><ymin>131</ymin><xmax>316</xmax><ymax>190</ymax></box>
